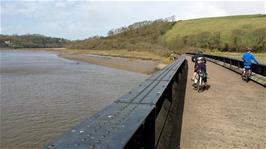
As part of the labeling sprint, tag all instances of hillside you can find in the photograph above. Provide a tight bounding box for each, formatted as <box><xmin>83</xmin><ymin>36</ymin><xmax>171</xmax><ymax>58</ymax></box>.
<box><xmin>66</xmin><ymin>19</ymin><xmax>175</xmax><ymax>56</ymax></box>
<box><xmin>5</xmin><ymin>15</ymin><xmax>264</xmax><ymax>54</ymax></box>
<box><xmin>161</xmin><ymin>14</ymin><xmax>266</xmax><ymax>52</ymax></box>
<box><xmin>67</xmin><ymin>15</ymin><xmax>266</xmax><ymax>54</ymax></box>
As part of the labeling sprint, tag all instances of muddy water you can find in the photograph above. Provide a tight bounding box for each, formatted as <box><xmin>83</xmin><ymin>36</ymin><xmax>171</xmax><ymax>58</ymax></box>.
<box><xmin>0</xmin><ymin>50</ymin><xmax>148</xmax><ymax>149</ymax></box>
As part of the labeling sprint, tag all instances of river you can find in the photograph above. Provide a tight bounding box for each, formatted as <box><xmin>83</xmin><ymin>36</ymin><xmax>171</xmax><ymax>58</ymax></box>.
<box><xmin>0</xmin><ymin>50</ymin><xmax>148</xmax><ymax>149</ymax></box>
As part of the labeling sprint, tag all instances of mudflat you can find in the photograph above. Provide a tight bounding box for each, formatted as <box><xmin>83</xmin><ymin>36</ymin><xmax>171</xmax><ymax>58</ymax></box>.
<box><xmin>60</xmin><ymin>53</ymin><xmax>164</xmax><ymax>74</ymax></box>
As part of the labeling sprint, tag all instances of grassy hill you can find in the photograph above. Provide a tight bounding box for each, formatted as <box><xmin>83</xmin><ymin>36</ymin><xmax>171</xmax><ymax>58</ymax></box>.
<box><xmin>67</xmin><ymin>14</ymin><xmax>266</xmax><ymax>55</ymax></box>
<box><xmin>161</xmin><ymin>14</ymin><xmax>266</xmax><ymax>52</ymax></box>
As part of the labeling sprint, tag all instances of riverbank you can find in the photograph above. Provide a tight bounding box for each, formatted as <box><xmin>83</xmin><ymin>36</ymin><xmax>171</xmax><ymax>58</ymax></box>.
<box><xmin>61</xmin><ymin>53</ymin><xmax>165</xmax><ymax>74</ymax></box>
<box><xmin>1</xmin><ymin>48</ymin><xmax>169</xmax><ymax>74</ymax></box>
<box><xmin>55</xmin><ymin>49</ymin><xmax>169</xmax><ymax>74</ymax></box>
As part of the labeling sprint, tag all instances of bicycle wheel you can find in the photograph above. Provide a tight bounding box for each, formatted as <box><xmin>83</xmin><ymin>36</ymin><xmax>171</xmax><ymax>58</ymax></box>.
<box><xmin>197</xmin><ymin>77</ymin><xmax>202</xmax><ymax>92</ymax></box>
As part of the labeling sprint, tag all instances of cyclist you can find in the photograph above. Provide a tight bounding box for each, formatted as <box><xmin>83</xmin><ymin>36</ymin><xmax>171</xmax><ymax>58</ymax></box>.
<box><xmin>191</xmin><ymin>50</ymin><xmax>206</xmax><ymax>81</ymax></box>
<box><xmin>193</xmin><ymin>57</ymin><xmax>207</xmax><ymax>88</ymax></box>
<box><xmin>242</xmin><ymin>48</ymin><xmax>259</xmax><ymax>71</ymax></box>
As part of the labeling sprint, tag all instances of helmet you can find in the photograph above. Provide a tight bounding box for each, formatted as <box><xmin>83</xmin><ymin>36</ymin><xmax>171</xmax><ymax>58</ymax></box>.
<box><xmin>197</xmin><ymin>57</ymin><xmax>204</xmax><ymax>61</ymax></box>
<box><xmin>246</xmin><ymin>48</ymin><xmax>253</xmax><ymax>51</ymax></box>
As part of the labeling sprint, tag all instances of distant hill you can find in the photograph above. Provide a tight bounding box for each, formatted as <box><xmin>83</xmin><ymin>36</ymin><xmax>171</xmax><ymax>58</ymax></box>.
<box><xmin>161</xmin><ymin>14</ymin><xmax>266</xmax><ymax>52</ymax></box>
<box><xmin>67</xmin><ymin>14</ymin><xmax>266</xmax><ymax>54</ymax></box>
<box><xmin>7</xmin><ymin>15</ymin><xmax>263</xmax><ymax>54</ymax></box>
<box><xmin>66</xmin><ymin>19</ymin><xmax>175</xmax><ymax>56</ymax></box>
<box><xmin>0</xmin><ymin>34</ymin><xmax>68</xmax><ymax>48</ymax></box>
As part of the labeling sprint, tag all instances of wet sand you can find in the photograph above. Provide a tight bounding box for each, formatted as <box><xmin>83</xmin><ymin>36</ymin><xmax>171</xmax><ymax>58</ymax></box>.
<box><xmin>1</xmin><ymin>48</ymin><xmax>167</xmax><ymax>74</ymax></box>
<box><xmin>60</xmin><ymin>53</ymin><xmax>166</xmax><ymax>74</ymax></box>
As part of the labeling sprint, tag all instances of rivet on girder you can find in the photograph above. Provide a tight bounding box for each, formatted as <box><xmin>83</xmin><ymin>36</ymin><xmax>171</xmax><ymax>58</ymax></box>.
<box><xmin>101</xmin><ymin>135</ymin><xmax>106</xmax><ymax>139</ymax></box>
<box><xmin>156</xmin><ymin>92</ymin><xmax>161</xmax><ymax>95</ymax></box>
<box><xmin>71</xmin><ymin>129</ymin><xmax>76</xmax><ymax>133</ymax></box>
<box><xmin>74</xmin><ymin>143</ymin><xmax>80</xmax><ymax>147</ymax></box>
<box><xmin>107</xmin><ymin>115</ymin><xmax>113</xmax><ymax>119</ymax></box>
<box><xmin>96</xmin><ymin>140</ymin><xmax>101</xmax><ymax>144</ymax></box>
<box><xmin>80</xmin><ymin>130</ymin><xmax>84</xmax><ymax>133</ymax></box>
<box><xmin>46</xmin><ymin>145</ymin><xmax>54</xmax><ymax>149</ymax></box>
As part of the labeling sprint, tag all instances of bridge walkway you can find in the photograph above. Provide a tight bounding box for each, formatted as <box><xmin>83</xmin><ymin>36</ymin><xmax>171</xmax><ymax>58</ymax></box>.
<box><xmin>180</xmin><ymin>56</ymin><xmax>265</xmax><ymax>149</ymax></box>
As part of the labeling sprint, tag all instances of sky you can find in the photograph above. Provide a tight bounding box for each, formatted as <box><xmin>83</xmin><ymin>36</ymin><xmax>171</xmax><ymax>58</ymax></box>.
<box><xmin>1</xmin><ymin>0</ymin><xmax>265</xmax><ymax>40</ymax></box>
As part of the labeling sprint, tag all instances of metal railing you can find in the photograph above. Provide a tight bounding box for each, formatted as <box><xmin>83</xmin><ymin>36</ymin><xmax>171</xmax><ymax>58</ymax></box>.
<box><xmin>43</xmin><ymin>55</ymin><xmax>188</xmax><ymax>149</ymax></box>
<box><xmin>187</xmin><ymin>53</ymin><xmax>266</xmax><ymax>86</ymax></box>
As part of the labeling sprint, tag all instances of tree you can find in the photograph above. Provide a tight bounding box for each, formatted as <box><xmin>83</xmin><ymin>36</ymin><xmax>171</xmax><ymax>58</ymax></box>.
<box><xmin>252</xmin><ymin>28</ymin><xmax>266</xmax><ymax>51</ymax></box>
<box><xmin>231</xmin><ymin>29</ymin><xmax>246</xmax><ymax>51</ymax></box>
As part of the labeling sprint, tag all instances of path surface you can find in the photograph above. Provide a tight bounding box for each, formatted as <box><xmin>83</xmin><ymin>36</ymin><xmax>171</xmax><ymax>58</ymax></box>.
<box><xmin>180</xmin><ymin>56</ymin><xmax>265</xmax><ymax>149</ymax></box>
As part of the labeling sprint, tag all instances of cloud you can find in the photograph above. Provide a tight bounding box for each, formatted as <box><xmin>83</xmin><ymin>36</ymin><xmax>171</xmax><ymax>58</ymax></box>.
<box><xmin>1</xmin><ymin>1</ymin><xmax>265</xmax><ymax>40</ymax></box>
<box><xmin>178</xmin><ymin>2</ymin><xmax>229</xmax><ymax>19</ymax></box>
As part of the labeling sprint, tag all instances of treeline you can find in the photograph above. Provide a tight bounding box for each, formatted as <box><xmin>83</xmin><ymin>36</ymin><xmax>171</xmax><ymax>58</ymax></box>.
<box><xmin>7</xmin><ymin>15</ymin><xmax>263</xmax><ymax>54</ymax></box>
<box><xmin>0</xmin><ymin>34</ymin><xmax>68</xmax><ymax>48</ymax></box>
<box><xmin>65</xmin><ymin>19</ymin><xmax>175</xmax><ymax>56</ymax></box>
<box><xmin>107</xmin><ymin>16</ymin><xmax>176</xmax><ymax>36</ymax></box>
<box><xmin>162</xmin><ymin>28</ymin><xmax>266</xmax><ymax>52</ymax></box>
<box><xmin>66</xmin><ymin>15</ymin><xmax>266</xmax><ymax>55</ymax></box>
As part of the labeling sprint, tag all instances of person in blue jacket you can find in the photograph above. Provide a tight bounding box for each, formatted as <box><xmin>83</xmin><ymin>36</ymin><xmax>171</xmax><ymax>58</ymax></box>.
<box><xmin>242</xmin><ymin>48</ymin><xmax>259</xmax><ymax>69</ymax></box>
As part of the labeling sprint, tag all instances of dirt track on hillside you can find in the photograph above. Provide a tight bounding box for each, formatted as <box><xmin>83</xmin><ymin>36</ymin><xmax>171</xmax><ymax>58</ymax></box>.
<box><xmin>180</xmin><ymin>56</ymin><xmax>265</xmax><ymax>149</ymax></box>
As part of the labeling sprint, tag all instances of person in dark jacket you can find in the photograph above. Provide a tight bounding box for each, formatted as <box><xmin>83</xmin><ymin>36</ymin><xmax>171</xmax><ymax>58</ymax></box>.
<box><xmin>193</xmin><ymin>56</ymin><xmax>208</xmax><ymax>87</ymax></box>
<box><xmin>191</xmin><ymin>51</ymin><xmax>206</xmax><ymax>80</ymax></box>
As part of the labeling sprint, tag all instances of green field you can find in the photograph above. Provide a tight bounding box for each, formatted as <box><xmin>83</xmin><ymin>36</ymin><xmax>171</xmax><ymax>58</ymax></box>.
<box><xmin>164</xmin><ymin>15</ymin><xmax>266</xmax><ymax>41</ymax></box>
<box><xmin>162</xmin><ymin>14</ymin><xmax>266</xmax><ymax>51</ymax></box>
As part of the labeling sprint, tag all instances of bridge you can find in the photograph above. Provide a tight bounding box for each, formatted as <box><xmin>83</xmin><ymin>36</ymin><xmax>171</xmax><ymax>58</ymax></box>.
<box><xmin>181</xmin><ymin>55</ymin><xmax>265</xmax><ymax>149</ymax></box>
<box><xmin>43</xmin><ymin>54</ymin><xmax>265</xmax><ymax>149</ymax></box>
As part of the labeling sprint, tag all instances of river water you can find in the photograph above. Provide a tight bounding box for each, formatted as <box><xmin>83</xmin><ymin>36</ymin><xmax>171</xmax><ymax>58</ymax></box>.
<box><xmin>0</xmin><ymin>50</ymin><xmax>148</xmax><ymax>149</ymax></box>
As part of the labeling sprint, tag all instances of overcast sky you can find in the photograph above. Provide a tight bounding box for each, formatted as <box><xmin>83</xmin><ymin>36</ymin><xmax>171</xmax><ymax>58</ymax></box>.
<box><xmin>1</xmin><ymin>0</ymin><xmax>265</xmax><ymax>40</ymax></box>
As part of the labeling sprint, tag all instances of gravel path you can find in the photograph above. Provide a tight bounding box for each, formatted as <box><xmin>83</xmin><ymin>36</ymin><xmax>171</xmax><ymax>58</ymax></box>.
<box><xmin>180</xmin><ymin>57</ymin><xmax>265</xmax><ymax>149</ymax></box>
